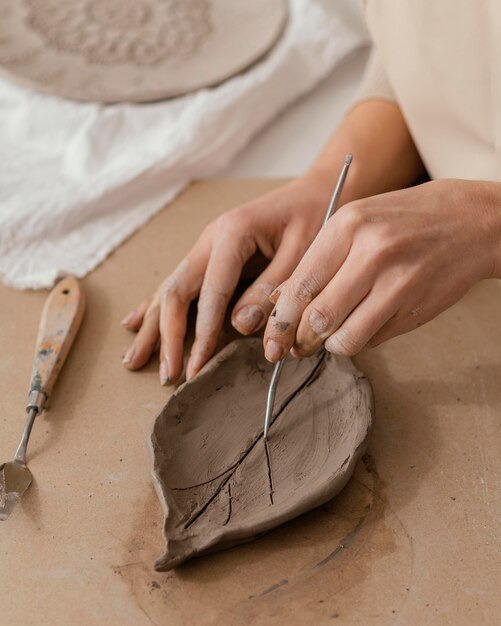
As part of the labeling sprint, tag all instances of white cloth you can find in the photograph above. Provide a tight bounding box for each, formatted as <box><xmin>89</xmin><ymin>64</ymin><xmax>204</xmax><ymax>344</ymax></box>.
<box><xmin>0</xmin><ymin>0</ymin><xmax>368</xmax><ymax>289</ymax></box>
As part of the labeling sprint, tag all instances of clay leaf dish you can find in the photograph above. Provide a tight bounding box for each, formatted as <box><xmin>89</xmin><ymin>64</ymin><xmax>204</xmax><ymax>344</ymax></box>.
<box><xmin>150</xmin><ymin>337</ymin><xmax>374</xmax><ymax>570</ymax></box>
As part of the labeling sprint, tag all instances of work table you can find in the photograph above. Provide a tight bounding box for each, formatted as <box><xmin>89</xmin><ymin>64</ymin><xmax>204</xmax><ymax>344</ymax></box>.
<box><xmin>1</xmin><ymin>180</ymin><xmax>499</xmax><ymax>625</ymax></box>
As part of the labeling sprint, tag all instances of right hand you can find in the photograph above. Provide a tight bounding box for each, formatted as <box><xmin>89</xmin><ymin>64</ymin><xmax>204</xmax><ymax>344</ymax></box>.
<box><xmin>121</xmin><ymin>175</ymin><xmax>334</xmax><ymax>385</ymax></box>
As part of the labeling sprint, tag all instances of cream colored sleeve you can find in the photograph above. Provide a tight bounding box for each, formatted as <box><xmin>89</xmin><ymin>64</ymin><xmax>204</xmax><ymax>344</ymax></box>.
<box><xmin>354</xmin><ymin>47</ymin><xmax>396</xmax><ymax>104</ymax></box>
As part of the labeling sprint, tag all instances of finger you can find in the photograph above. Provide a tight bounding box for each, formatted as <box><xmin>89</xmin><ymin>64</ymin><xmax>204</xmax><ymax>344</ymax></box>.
<box><xmin>293</xmin><ymin>252</ymin><xmax>375</xmax><ymax>357</ymax></box>
<box><xmin>121</xmin><ymin>299</ymin><xmax>150</xmax><ymax>331</ymax></box>
<box><xmin>367</xmin><ymin>285</ymin><xmax>456</xmax><ymax>347</ymax></box>
<box><xmin>263</xmin><ymin>217</ymin><xmax>353</xmax><ymax>362</ymax></box>
<box><xmin>122</xmin><ymin>300</ymin><xmax>160</xmax><ymax>369</ymax></box>
<box><xmin>324</xmin><ymin>289</ymin><xmax>398</xmax><ymax>357</ymax></box>
<box><xmin>230</xmin><ymin>281</ymin><xmax>273</xmax><ymax>335</ymax></box>
<box><xmin>186</xmin><ymin>234</ymin><xmax>256</xmax><ymax>379</ymax></box>
<box><xmin>158</xmin><ymin>255</ymin><xmax>208</xmax><ymax>385</ymax></box>
<box><xmin>231</xmin><ymin>235</ymin><xmax>306</xmax><ymax>335</ymax></box>
<box><xmin>269</xmin><ymin>281</ymin><xmax>286</xmax><ymax>305</ymax></box>
<box><xmin>367</xmin><ymin>310</ymin><xmax>424</xmax><ymax>349</ymax></box>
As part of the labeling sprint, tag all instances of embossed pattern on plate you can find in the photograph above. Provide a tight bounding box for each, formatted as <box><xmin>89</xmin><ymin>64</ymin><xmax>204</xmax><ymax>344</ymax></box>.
<box><xmin>0</xmin><ymin>0</ymin><xmax>288</xmax><ymax>102</ymax></box>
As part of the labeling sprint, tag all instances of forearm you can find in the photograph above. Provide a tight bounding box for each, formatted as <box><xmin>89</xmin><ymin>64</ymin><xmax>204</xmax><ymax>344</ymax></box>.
<box><xmin>303</xmin><ymin>99</ymin><xmax>426</xmax><ymax>204</ymax></box>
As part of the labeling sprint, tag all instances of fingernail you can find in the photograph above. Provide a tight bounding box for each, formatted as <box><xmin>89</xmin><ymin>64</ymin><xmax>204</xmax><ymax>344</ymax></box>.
<box><xmin>325</xmin><ymin>330</ymin><xmax>349</xmax><ymax>355</ymax></box>
<box><xmin>309</xmin><ymin>308</ymin><xmax>329</xmax><ymax>335</ymax></box>
<box><xmin>265</xmin><ymin>340</ymin><xmax>285</xmax><ymax>362</ymax></box>
<box><xmin>159</xmin><ymin>358</ymin><xmax>171</xmax><ymax>386</ymax></box>
<box><xmin>269</xmin><ymin>286</ymin><xmax>282</xmax><ymax>303</ymax></box>
<box><xmin>324</xmin><ymin>334</ymin><xmax>341</xmax><ymax>354</ymax></box>
<box><xmin>122</xmin><ymin>346</ymin><xmax>135</xmax><ymax>366</ymax></box>
<box><xmin>121</xmin><ymin>311</ymin><xmax>135</xmax><ymax>326</ymax></box>
<box><xmin>233</xmin><ymin>305</ymin><xmax>264</xmax><ymax>333</ymax></box>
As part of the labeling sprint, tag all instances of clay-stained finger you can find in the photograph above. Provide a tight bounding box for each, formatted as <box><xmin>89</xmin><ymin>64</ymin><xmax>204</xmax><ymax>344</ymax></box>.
<box><xmin>230</xmin><ymin>282</ymin><xmax>273</xmax><ymax>335</ymax></box>
<box><xmin>122</xmin><ymin>302</ymin><xmax>160</xmax><ymax>369</ymax></box>
<box><xmin>263</xmin><ymin>220</ymin><xmax>351</xmax><ymax>362</ymax></box>
<box><xmin>324</xmin><ymin>290</ymin><xmax>397</xmax><ymax>357</ymax></box>
<box><xmin>231</xmin><ymin>239</ymin><xmax>305</xmax><ymax>335</ymax></box>
<box><xmin>158</xmin><ymin>257</ymin><xmax>207</xmax><ymax>385</ymax></box>
<box><xmin>121</xmin><ymin>299</ymin><xmax>150</xmax><ymax>331</ymax></box>
<box><xmin>186</xmin><ymin>235</ymin><xmax>256</xmax><ymax>379</ymax></box>
<box><xmin>294</xmin><ymin>253</ymin><xmax>374</xmax><ymax>357</ymax></box>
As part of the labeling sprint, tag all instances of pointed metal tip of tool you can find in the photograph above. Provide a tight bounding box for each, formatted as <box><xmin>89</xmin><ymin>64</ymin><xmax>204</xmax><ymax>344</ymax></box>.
<box><xmin>345</xmin><ymin>153</ymin><xmax>353</xmax><ymax>165</ymax></box>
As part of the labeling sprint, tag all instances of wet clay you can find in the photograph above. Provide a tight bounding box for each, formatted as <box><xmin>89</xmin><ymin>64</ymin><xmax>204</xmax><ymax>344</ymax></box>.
<box><xmin>150</xmin><ymin>337</ymin><xmax>374</xmax><ymax>570</ymax></box>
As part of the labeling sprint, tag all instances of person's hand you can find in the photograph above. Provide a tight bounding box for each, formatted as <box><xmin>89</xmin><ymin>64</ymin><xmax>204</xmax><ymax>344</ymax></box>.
<box><xmin>121</xmin><ymin>175</ymin><xmax>337</xmax><ymax>384</ymax></box>
<box><xmin>263</xmin><ymin>179</ymin><xmax>501</xmax><ymax>360</ymax></box>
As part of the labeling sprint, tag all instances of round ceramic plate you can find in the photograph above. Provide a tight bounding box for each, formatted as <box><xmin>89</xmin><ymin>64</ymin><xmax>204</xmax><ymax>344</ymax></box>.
<box><xmin>0</xmin><ymin>0</ymin><xmax>288</xmax><ymax>102</ymax></box>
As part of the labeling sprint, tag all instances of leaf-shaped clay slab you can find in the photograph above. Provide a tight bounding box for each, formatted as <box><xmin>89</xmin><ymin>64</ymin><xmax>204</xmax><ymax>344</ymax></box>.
<box><xmin>150</xmin><ymin>337</ymin><xmax>374</xmax><ymax>570</ymax></box>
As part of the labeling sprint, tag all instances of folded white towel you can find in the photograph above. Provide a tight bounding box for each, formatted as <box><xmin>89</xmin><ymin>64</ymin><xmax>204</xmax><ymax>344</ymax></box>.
<box><xmin>0</xmin><ymin>0</ymin><xmax>368</xmax><ymax>289</ymax></box>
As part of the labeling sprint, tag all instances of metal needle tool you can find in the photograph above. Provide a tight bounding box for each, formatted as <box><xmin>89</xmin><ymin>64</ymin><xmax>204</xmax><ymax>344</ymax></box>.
<box><xmin>263</xmin><ymin>153</ymin><xmax>353</xmax><ymax>441</ymax></box>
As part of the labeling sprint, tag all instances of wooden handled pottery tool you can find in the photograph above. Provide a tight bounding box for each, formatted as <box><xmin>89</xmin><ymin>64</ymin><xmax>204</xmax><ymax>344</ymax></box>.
<box><xmin>263</xmin><ymin>154</ymin><xmax>353</xmax><ymax>441</ymax></box>
<box><xmin>0</xmin><ymin>277</ymin><xmax>85</xmax><ymax>520</ymax></box>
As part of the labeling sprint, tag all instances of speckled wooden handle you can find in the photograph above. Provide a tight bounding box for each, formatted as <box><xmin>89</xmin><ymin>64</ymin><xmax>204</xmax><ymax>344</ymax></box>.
<box><xmin>28</xmin><ymin>277</ymin><xmax>85</xmax><ymax>408</ymax></box>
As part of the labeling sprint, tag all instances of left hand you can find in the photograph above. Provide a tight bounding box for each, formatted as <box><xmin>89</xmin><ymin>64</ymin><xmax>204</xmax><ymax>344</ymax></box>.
<box><xmin>263</xmin><ymin>179</ymin><xmax>501</xmax><ymax>360</ymax></box>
